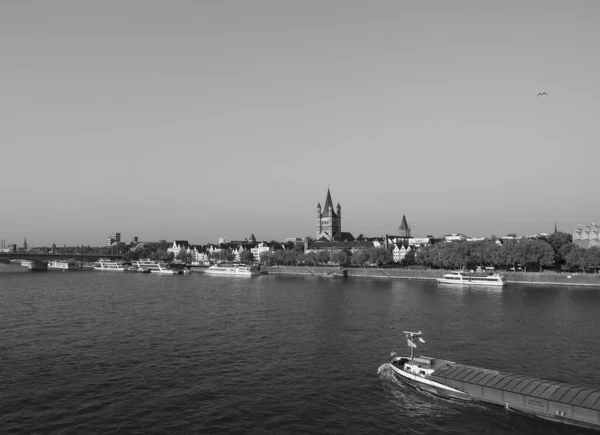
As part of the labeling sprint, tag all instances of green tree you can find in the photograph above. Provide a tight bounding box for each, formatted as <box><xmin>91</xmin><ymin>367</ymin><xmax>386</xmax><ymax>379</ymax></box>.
<box><xmin>304</xmin><ymin>251</ymin><xmax>318</xmax><ymax>267</ymax></box>
<box><xmin>368</xmin><ymin>247</ymin><xmax>392</xmax><ymax>268</ymax></box>
<box><xmin>401</xmin><ymin>250</ymin><xmax>416</xmax><ymax>266</ymax></box>
<box><xmin>217</xmin><ymin>250</ymin><xmax>230</xmax><ymax>263</ymax></box>
<box><xmin>565</xmin><ymin>246</ymin><xmax>586</xmax><ymax>272</ymax></box>
<box><xmin>584</xmin><ymin>247</ymin><xmax>600</xmax><ymax>272</ymax></box>
<box><xmin>239</xmin><ymin>250</ymin><xmax>255</xmax><ymax>264</ymax></box>
<box><xmin>123</xmin><ymin>250</ymin><xmax>140</xmax><ymax>261</ymax></box>
<box><xmin>176</xmin><ymin>248</ymin><xmax>188</xmax><ymax>263</ymax></box>
<box><xmin>352</xmin><ymin>249</ymin><xmax>369</xmax><ymax>267</ymax></box>
<box><xmin>513</xmin><ymin>239</ymin><xmax>555</xmax><ymax>272</ymax></box>
<box><xmin>330</xmin><ymin>249</ymin><xmax>351</xmax><ymax>267</ymax></box>
<box><xmin>260</xmin><ymin>251</ymin><xmax>274</xmax><ymax>266</ymax></box>
<box><xmin>546</xmin><ymin>231</ymin><xmax>573</xmax><ymax>265</ymax></box>
<box><xmin>272</xmin><ymin>250</ymin><xmax>285</xmax><ymax>265</ymax></box>
<box><xmin>316</xmin><ymin>250</ymin><xmax>330</xmax><ymax>265</ymax></box>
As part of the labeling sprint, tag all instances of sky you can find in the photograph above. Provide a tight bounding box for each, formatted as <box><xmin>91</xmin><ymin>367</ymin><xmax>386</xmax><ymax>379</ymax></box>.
<box><xmin>1</xmin><ymin>1</ymin><xmax>599</xmax><ymax>246</ymax></box>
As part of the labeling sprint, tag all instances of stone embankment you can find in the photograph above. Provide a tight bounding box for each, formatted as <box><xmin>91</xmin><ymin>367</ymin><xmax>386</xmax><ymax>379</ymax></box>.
<box><xmin>262</xmin><ymin>266</ymin><xmax>600</xmax><ymax>287</ymax></box>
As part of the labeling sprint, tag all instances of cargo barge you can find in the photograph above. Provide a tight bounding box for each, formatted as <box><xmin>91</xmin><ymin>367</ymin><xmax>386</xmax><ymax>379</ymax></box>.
<box><xmin>389</xmin><ymin>331</ymin><xmax>600</xmax><ymax>431</ymax></box>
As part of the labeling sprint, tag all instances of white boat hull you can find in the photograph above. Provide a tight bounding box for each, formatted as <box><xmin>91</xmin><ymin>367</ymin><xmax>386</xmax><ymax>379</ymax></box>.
<box><xmin>204</xmin><ymin>268</ymin><xmax>260</xmax><ymax>276</ymax></box>
<box><xmin>49</xmin><ymin>263</ymin><xmax>79</xmax><ymax>270</ymax></box>
<box><xmin>437</xmin><ymin>278</ymin><xmax>505</xmax><ymax>286</ymax></box>
<box><xmin>389</xmin><ymin>358</ymin><xmax>469</xmax><ymax>400</ymax></box>
<box><xmin>150</xmin><ymin>269</ymin><xmax>178</xmax><ymax>275</ymax></box>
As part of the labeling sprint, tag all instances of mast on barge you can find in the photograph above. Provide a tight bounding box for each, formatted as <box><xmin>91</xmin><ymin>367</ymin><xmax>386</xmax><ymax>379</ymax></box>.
<box><xmin>403</xmin><ymin>330</ymin><xmax>426</xmax><ymax>361</ymax></box>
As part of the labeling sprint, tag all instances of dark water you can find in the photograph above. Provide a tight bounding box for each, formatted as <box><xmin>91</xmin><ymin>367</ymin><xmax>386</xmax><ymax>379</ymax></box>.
<box><xmin>1</xmin><ymin>265</ymin><xmax>599</xmax><ymax>434</ymax></box>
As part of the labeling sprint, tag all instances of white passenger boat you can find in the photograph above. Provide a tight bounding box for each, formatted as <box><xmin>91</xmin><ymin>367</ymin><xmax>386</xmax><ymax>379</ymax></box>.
<box><xmin>204</xmin><ymin>263</ymin><xmax>260</xmax><ymax>276</ymax></box>
<box><xmin>48</xmin><ymin>260</ymin><xmax>79</xmax><ymax>270</ymax></box>
<box><xmin>93</xmin><ymin>260</ymin><xmax>125</xmax><ymax>271</ymax></box>
<box><xmin>437</xmin><ymin>270</ymin><xmax>505</xmax><ymax>286</ymax></box>
<box><xmin>135</xmin><ymin>260</ymin><xmax>180</xmax><ymax>275</ymax></box>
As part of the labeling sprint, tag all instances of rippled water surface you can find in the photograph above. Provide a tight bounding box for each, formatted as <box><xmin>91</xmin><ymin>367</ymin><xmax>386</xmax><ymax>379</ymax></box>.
<box><xmin>1</xmin><ymin>266</ymin><xmax>599</xmax><ymax>434</ymax></box>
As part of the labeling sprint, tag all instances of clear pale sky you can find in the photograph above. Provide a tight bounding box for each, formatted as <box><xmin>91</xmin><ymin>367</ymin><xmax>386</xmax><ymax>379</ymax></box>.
<box><xmin>1</xmin><ymin>1</ymin><xmax>599</xmax><ymax>246</ymax></box>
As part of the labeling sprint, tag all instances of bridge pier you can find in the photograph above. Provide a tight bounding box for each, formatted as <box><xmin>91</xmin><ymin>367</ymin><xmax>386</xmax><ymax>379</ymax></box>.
<box><xmin>28</xmin><ymin>260</ymin><xmax>48</xmax><ymax>271</ymax></box>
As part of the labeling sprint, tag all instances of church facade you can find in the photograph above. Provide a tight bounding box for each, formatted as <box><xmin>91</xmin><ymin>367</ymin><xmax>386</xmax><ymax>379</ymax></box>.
<box><xmin>316</xmin><ymin>188</ymin><xmax>342</xmax><ymax>241</ymax></box>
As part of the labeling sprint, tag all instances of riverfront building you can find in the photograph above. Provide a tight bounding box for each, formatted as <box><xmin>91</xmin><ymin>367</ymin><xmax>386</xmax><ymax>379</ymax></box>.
<box><xmin>107</xmin><ymin>232</ymin><xmax>121</xmax><ymax>246</ymax></box>
<box><xmin>573</xmin><ymin>223</ymin><xmax>600</xmax><ymax>248</ymax></box>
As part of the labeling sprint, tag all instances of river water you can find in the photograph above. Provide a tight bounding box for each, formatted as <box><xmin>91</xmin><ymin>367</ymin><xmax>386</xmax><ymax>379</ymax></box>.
<box><xmin>1</xmin><ymin>265</ymin><xmax>599</xmax><ymax>434</ymax></box>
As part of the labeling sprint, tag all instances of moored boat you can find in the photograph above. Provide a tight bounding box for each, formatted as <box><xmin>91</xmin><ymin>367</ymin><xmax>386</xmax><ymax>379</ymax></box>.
<box><xmin>437</xmin><ymin>269</ymin><xmax>505</xmax><ymax>286</ymax></box>
<box><xmin>204</xmin><ymin>263</ymin><xmax>260</xmax><ymax>276</ymax></box>
<box><xmin>48</xmin><ymin>260</ymin><xmax>79</xmax><ymax>270</ymax></box>
<box><xmin>135</xmin><ymin>260</ymin><xmax>179</xmax><ymax>275</ymax></box>
<box><xmin>93</xmin><ymin>260</ymin><xmax>125</xmax><ymax>272</ymax></box>
<box><xmin>388</xmin><ymin>331</ymin><xmax>600</xmax><ymax>431</ymax></box>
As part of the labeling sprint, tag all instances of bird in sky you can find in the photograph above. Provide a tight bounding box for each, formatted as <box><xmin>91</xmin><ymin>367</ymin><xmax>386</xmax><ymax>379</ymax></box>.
<box><xmin>536</xmin><ymin>92</ymin><xmax>548</xmax><ymax>97</ymax></box>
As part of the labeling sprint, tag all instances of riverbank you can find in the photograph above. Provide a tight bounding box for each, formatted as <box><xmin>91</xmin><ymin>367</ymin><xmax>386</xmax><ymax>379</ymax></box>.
<box><xmin>262</xmin><ymin>266</ymin><xmax>600</xmax><ymax>287</ymax></box>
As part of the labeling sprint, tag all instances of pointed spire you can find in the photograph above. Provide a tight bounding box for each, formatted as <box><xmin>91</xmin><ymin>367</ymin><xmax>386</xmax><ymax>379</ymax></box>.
<box><xmin>317</xmin><ymin>202</ymin><xmax>321</xmax><ymax>209</ymax></box>
<box><xmin>324</xmin><ymin>188</ymin><xmax>334</xmax><ymax>210</ymax></box>
<box><xmin>398</xmin><ymin>215</ymin><xmax>411</xmax><ymax>238</ymax></box>
<box><xmin>554</xmin><ymin>222</ymin><xmax>558</xmax><ymax>233</ymax></box>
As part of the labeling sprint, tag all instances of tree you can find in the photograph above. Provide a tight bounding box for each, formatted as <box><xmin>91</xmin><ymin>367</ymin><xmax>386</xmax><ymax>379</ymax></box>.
<box><xmin>217</xmin><ymin>250</ymin><xmax>230</xmax><ymax>263</ymax></box>
<box><xmin>316</xmin><ymin>250</ymin><xmax>330</xmax><ymax>266</ymax></box>
<box><xmin>150</xmin><ymin>250</ymin><xmax>174</xmax><ymax>262</ymax></box>
<box><xmin>239</xmin><ymin>250</ymin><xmax>255</xmax><ymax>264</ymax></box>
<box><xmin>368</xmin><ymin>247</ymin><xmax>392</xmax><ymax>268</ymax></box>
<box><xmin>260</xmin><ymin>251</ymin><xmax>274</xmax><ymax>266</ymax></box>
<box><xmin>304</xmin><ymin>251</ymin><xmax>318</xmax><ymax>267</ymax></box>
<box><xmin>330</xmin><ymin>249</ymin><xmax>350</xmax><ymax>267</ymax></box>
<box><xmin>123</xmin><ymin>250</ymin><xmax>140</xmax><ymax>261</ymax></box>
<box><xmin>401</xmin><ymin>250</ymin><xmax>416</xmax><ymax>266</ymax></box>
<box><xmin>546</xmin><ymin>231</ymin><xmax>574</xmax><ymax>265</ymax></box>
<box><xmin>565</xmin><ymin>247</ymin><xmax>586</xmax><ymax>272</ymax></box>
<box><xmin>352</xmin><ymin>249</ymin><xmax>369</xmax><ymax>267</ymax></box>
<box><xmin>584</xmin><ymin>247</ymin><xmax>600</xmax><ymax>272</ymax></box>
<box><xmin>176</xmin><ymin>248</ymin><xmax>188</xmax><ymax>263</ymax></box>
<box><xmin>513</xmin><ymin>239</ymin><xmax>555</xmax><ymax>272</ymax></box>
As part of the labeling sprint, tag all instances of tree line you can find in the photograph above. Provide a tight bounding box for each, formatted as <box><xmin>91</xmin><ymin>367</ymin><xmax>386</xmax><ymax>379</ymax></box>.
<box><xmin>116</xmin><ymin>231</ymin><xmax>600</xmax><ymax>273</ymax></box>
<box><xmin>415</xmin><ymin>232</ymin><xmax>600</xmax><ymax>272</ymax></box>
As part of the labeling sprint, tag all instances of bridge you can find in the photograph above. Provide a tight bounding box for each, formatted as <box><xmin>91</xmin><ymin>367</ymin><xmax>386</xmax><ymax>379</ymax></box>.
<box><xmin>0</xmin><ymin>252</ymin><xmax>123</xmax><ymax>264</ymax></box>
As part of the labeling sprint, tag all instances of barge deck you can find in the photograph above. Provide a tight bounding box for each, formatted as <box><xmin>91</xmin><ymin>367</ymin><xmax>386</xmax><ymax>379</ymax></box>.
<box><xmin>429</xmin><ymin>363</ymin><xmax>600</xmax><ymax>429</ymax></box>
<box><xmin>389</xmin><ymin>331</ymin><xmax>600</xmax><ymax>431</ymax></box>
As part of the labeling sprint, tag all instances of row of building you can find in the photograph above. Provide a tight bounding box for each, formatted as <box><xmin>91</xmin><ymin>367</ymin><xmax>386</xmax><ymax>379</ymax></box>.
<box><xmin>5</xmin><ymin>188</ymin><xmax>597</xmax><ymax>259</ymax></box>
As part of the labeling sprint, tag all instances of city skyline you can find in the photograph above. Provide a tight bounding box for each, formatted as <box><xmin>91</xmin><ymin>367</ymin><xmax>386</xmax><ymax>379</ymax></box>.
<box><xmin>2</xmin><ymin>1</ymin><xmax>599</xmax><ymax>245</ymax></box>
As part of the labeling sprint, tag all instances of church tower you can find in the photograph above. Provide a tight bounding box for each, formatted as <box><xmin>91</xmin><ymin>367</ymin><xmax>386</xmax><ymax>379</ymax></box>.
<box><xmin>398</xmin><ymin>215</ymin><xmax>411</xmax><ymax>239</ymax></box>
<box><xmin>316</xmin><ymin>188</ymin><xmax>342</xmax><ymax>241</ymax></box>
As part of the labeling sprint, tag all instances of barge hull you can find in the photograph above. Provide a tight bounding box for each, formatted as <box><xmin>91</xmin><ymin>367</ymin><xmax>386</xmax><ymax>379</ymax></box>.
<box><xmin>427</xmin><ymin>364</ymin><xmax>600</xmax><ymax>431</ymax></box>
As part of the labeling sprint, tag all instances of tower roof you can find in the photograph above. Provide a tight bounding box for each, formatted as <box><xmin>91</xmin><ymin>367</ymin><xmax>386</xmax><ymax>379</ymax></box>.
<box><xmin>321</xmin><ymin>188</ymin><xmax>338</xmax><ymax>218</ymax></box>
<box><xmin>324</xmin><ymin>188</ymin><xmax>334</xmax><ymax>210</ymax></box>
<box><xmin>399</xmin><ymin>215</ymin><xmax>410</xmax><ymax>232</ymax></box>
